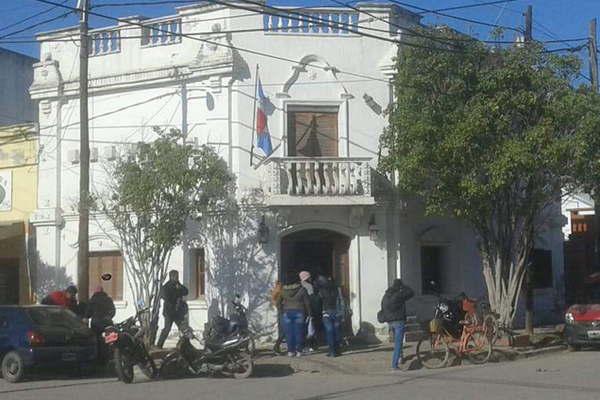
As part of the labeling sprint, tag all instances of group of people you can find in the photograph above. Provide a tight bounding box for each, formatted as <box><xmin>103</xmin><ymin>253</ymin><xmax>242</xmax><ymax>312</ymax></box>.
<box><xmin>272</xmin><ymin>270</ymin><xmax>347</xmax><ymax>358</ymax></box>
<box><xmin>272</xmin><ymin>271</ymin><xmax>415</xmax><ymax>371</ymax></box>
<box><xmin>41</xmin><ymin>269</ymin><xmax>414</xmax><ymax>372</ymax></box>
<box><xmin>41</xmin><ymin>284</ymin><xmax>117</xmax><ymax>362</ymax></box>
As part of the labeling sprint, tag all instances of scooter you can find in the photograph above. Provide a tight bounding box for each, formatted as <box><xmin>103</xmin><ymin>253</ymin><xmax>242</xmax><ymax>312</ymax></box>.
<box><xmin>161</xmin><ymin>297</ymin><xmax>254</xmax><ymax>379</ymax></box>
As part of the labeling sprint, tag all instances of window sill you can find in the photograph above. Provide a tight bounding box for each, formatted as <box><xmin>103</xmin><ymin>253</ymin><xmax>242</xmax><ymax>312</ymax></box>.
<box><xmin>114</xmin><ymin>300</ymin><xmax>128</xmax><ymax>309</ymax></box>
<box><xmin>187</xmin><ymin>299</ymin><xmax>208</xmax><ymax>310</ymax></box>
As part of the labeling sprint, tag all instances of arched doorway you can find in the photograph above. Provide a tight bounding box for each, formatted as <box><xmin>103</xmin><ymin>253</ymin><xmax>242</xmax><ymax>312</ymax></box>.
<box><xmin>280</xmin><ymin>229</ymin><xmax>350</xmax><ymax>296</ymax></box>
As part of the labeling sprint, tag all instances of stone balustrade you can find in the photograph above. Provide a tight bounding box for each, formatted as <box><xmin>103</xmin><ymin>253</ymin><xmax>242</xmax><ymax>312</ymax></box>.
<box><xmin>266</xmin><ymin>157</ymin><xmax>374</xmax><ymax>205</ymax></box>
<box><xmin>263</xmin><ymin>11</ymin><xmax>359</xmax><ymax>35</ymax></box>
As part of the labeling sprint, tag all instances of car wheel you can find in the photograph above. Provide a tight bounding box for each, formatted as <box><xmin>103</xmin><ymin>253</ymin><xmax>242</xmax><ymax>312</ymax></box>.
<box><xmin>2</xmin><ymin>351</ymin><xmax>26</xmax><ymax>383</ymax></box>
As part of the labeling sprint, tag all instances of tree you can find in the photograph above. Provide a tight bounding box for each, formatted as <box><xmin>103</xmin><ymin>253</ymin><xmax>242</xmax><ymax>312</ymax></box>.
<box><xmin>93</xmin><ymin>128</ymin><xmax>234</xmax><ymax>342</ymax></box>
<box><xmin>380</xmin><ymin>28</ymin><xmax>600</xmax><ymax>326</ymax></box>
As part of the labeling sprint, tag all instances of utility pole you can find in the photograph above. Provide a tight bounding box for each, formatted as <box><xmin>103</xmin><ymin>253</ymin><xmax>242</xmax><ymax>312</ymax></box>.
<box><xmin>524</xmin><ymin>4</ymin><xmax>534</xmax><ymax>336</ymax></box>
<box><xmin>589</xmin><ymin>18</ymin><xmax>600</xmax><ymax>274</ymax></box>
<box><xmin>77</xmin><ymin>0</ymin><xmax>90</xmax><ymax>302</ymax></box>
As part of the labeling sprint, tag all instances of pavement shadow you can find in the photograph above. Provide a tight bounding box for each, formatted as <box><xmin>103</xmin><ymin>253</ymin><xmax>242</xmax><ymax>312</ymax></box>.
<box><xmin>252</xmin><ymin>363</ymin><xmax>295</xmax><ymax>378</ymax></box>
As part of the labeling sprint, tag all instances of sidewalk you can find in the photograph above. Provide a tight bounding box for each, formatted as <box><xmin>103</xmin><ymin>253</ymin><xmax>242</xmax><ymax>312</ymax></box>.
<box><xmin>255</xmin><ymin>340</ymin><xmax>567</xmax><ymax>377</ymax></box>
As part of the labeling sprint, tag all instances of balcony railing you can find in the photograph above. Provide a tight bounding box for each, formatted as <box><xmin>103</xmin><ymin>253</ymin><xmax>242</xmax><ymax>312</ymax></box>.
<box><xmin>141</xmin><ymin>18</ymin><xmax>182</xmax><ymax>47</ymax></box>
<box><xmin>265</xmin><ymin>157</ymin><xmax>374</xmax><ymax>205</ymax></box>
<box><xmin>89</xmin><ymin>30</ymin><xmax>120</xmax><ymax>56</ymax></box>
<box><xmin>263</xmin><ymin>11</ymin><xmax>359</xmax><ymax>35</ymax></box>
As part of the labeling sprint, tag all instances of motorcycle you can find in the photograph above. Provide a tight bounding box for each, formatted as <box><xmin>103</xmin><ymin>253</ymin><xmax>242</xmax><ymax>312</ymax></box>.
<box><xmin>161</xmin><ymin>297</ymin><xmax>254</xmax><ymax>379</ymax></box>
<box><xmin>103</xmin><ymin>307</ymin><xmax>157</xmax><ymax>383</ymax></box>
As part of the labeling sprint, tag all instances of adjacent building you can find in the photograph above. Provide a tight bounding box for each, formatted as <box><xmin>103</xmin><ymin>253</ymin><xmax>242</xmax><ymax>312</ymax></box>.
<box><xmin>0</xmin><ymin>48</ymin><xmax>37</xmax><ymax>125</ymax></box>
<box><xmin>0</xmin><ymin>124</ymin><xmax>38</xmax><ymax>305</ymax></box>
<box><xmin>29</xmin><ymin>2</ymin><xmax>565</xmax><ymax>339</ymax></box>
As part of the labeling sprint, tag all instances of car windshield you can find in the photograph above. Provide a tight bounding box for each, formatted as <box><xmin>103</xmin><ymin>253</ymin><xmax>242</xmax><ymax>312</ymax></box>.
<box><xmin>26</xmin><ymin>308</ymin><xmax>84</xmax><ymax>329</ymax></box>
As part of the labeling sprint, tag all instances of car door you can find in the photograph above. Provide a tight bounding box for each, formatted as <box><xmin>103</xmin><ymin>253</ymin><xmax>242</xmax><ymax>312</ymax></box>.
<box><xmin>0</xmin><ymin>310</ymin><xmax>13</xmax><ymax>352</ymax></box>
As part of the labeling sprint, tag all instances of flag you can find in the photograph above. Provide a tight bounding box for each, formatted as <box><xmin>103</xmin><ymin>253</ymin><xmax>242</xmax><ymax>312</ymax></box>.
<box><xmin>256</xmin><ymin>78</ymin><xmax>273</xmax><ymax>156</ymax></box>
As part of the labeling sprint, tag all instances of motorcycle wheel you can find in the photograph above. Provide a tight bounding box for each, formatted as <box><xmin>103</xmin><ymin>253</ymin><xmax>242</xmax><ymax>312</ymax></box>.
<box><xmin>225</xmin><ymin>350</ymin><xmax>253</xmax><ymax>379</ymax></box>
<box><xmin>114</xmin><ymin>349</ymin><xmax>135</xmax><ymax>383</ymax></box>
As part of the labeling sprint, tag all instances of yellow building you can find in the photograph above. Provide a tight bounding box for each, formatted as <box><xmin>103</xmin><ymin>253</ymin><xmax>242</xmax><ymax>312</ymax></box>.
<box><xmin>0</xmin><ymin>123</ymin><xmax>37</xmax><ymax>304</ymax></box>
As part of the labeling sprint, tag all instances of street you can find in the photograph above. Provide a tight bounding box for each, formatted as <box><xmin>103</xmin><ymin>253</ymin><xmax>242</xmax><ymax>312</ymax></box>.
<box><xmin>1</xmin><ymin>350</ymin><xmax>599</xmax><ymax>400</ymax></box>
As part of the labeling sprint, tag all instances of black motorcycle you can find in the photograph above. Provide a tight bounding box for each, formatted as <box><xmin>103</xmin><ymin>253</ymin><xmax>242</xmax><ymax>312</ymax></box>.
<box><xmin>103</xmin><ymin>308</ymin><xmax>157</xmax><ymax>383</ymax></box>
<box><xmin>161</xmin><ymin>297</ymin><xmax>254</xmax><ymax>379</ymax></box>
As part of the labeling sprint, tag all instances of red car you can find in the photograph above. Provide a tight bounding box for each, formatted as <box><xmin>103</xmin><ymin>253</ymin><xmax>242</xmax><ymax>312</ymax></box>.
<box><xmin>565</xmin><ymin>275</ymin><xmax>600</xmax><ymax>351</ymax></box>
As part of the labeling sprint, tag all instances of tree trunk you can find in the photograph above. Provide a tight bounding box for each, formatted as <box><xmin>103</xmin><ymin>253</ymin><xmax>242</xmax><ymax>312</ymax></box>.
<box><xmin>482</xmin><ymin>248</ymin><xmax>527</xmax><ymax>327</ymax></box>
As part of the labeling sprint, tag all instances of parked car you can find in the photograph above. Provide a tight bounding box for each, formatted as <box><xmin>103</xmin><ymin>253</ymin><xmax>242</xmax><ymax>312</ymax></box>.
<box><xmin>565</xmin><ymin>277</ymin><xmax>600</xmax><ymax>351</ymax></box>
<box><xmin>0</xmin><ymin>305</ymin><xmax>97</xmax><ymax>382</ymax></box>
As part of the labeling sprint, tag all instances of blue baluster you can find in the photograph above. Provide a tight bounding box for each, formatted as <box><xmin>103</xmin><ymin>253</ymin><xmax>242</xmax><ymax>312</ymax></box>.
<box><xmin>301</xmin><ymin>15</ymin><xmax>309</xmax><ymax>33</ymax></box>
<box><xmin>341</xmin><ymin>13</ymin><xmax>349</xmax><ymax>34</ymax></box>
<box><xmin>291</xmin><ymin>13</ymin><xmax>299</xmax><ymax>32</ymax></box>
<box><xmin>320</xmin><ymin>13</ymin><xmax>330</xmax><ymax>33</ymax></box>
<box><xmin>263</xmin><ymin>14</ymin><xmax>270</xmax><ymax>32</ymax></box>
<box><xmin>281</xmin><ymin>16</ymin><xmax>289</xmax><ymax>32</ymax></box>
<box><xmin>331</xmin><ymin>13</ymin><xmax>340</xmax><ymax>34</ymax></box>
<box><xmin>311</xmin><ymin>13</ymin><xmax>320</xmax><ymax>33</ymax></box>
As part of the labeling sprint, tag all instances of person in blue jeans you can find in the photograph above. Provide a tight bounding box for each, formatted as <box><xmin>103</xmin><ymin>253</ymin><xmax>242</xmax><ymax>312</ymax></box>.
<box><xmin>317</xmin><ymin>275</ymin><xmax>346</xmax><ymax>357</ymax></box>
<box><xmin>379</xmin><ymin>279</ymin><xmax>414</xmax><ymax>370</ymax></box>
<box><xmin>277</xmin><ymin>276</ymin><xmax>311</xmax><ymax>357</ymax></box>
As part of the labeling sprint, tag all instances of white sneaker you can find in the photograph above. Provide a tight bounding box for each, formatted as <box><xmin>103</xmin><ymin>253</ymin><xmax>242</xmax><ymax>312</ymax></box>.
<box><xmin>296</xmin><ymin>352</ymin><xmax>303</xmax><ymax>357</ymax></box>
<box><xmin>287</xmin><ymin>352</ymin><xmax>295</xmax><ymax>357</ymax></box>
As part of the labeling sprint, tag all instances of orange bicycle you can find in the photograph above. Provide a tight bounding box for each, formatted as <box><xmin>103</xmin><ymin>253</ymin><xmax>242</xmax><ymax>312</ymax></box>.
<box><xmin>416</xmin><ymin>297</ymin><xmax>493</xmax><ymax>369</ymax></box>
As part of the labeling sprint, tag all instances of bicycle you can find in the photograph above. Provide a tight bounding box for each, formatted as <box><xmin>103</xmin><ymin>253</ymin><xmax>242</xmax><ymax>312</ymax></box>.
<box><xmin>417</xmin><ymin>298</ymin><xmax>493</xmax><ymax>369</ymax></box>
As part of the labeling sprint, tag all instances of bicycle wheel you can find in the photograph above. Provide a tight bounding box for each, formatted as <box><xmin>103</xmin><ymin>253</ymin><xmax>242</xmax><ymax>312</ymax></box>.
<box><xmin>416</xmin><ymin>333</ymin><xmax>450</xmax><ymax>369</ymax></box>
<box><xmin>466</xmin><ymin>331</ymin><xmax>492</xmax><ymax>364</ymax></box>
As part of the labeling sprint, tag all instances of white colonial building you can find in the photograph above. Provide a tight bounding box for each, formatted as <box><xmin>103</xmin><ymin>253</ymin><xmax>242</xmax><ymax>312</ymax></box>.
<box><xmin>29</xmin><ymin>2</ymin><xmax>565</xmax><ymax>340</ymax></box>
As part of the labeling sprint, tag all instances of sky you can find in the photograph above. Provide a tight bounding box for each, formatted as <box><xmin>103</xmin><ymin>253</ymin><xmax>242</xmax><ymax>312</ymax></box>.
<box><xmin>0</xmin><ymin>0</ymin><xmax>599</xmax><ymax>80</ymax></box>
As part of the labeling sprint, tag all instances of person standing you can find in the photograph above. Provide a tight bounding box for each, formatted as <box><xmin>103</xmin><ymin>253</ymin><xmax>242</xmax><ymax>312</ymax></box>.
<box><xmin>41</xmin><ymin>285</ymin><xmax>79</xmax><ymax>314</ymax></box>
<box><xmin>379</xmin><ymin>279</ymin><xmax>414</xmax><ymax>371</ymax></box>
<box><xmin>156</xmin><ymin>270</ymin><xmax>189</xmax><ymax>349</ymax></box>
<box><xmin>317</xmin><ymin>275</ymin><xmax>345</xmax><ymax>357</ymax></box>
<box><xmin>277</xmin><ymin>274</ymin><xmax>311</xmax><ymax>357</ymax></box>
<box><xmin>86</xmin><ymin>286</ymin><xmax>116</xmax><ymax>363</ymax></box>
<box><xmin>299</xmin><ymin>271</ymin><xmax>321</xmax><ymax>352</ymax></box>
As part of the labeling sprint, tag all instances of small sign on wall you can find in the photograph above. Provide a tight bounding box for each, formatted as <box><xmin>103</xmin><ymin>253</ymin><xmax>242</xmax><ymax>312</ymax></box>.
<box><xmin>0</xmin><ymin>171</ymin><xmax>12</xmax><ymax>211</ymax></box>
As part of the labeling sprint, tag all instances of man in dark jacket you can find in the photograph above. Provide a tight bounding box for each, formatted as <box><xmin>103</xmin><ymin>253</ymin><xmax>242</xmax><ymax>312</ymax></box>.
<box><xmin>277</xmin><ymin>277</ymin><xmax>311</xmax><ymax>357</ymax></box>
<box><xmin>380</xmin><ymin>279</ymin><xmax>414</xmax><ymax>370</ymax></box>
<box><xmin>317</xmin><ymin>275</ymin><xmax>345</xmax><ymax>357</ymax></box>
<box><xmin>86</xmin><ymin>286</ymin><xmax>116</xmax><ymax>363</ymax></box>
<box><xmin>156</xmin><ymin>270</ymin><xmax>189</xmax><ymax>348</ymax></box>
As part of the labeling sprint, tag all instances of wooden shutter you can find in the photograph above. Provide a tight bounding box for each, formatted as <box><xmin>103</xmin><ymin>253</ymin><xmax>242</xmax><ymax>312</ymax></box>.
<box><xmin>287</xmin><ymin>106</ymin><xmax>338</xmax><ymax>157</ymax></box>
<box><xmin>89</xmin><ymin>251</ymin><xmax>123</xmax><ymax>300</ymax></box>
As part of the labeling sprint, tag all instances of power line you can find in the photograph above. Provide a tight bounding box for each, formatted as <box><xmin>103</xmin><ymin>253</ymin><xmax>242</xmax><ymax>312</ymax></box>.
<box><xmin>0</xmin><ymin>10</ymin><xmax>74</xmax><ymax>40</ymax></box>
<box><xmin>419</xmin><ymin>0</ymin><xmax>519</xmax><ymax>14</ymax></box>
<box><xmin>0</xmin><ymin>0</ymin><xmax>69</xmax><ymax>32</ymax></box>
<box><xmin>389</xmin><ymin>0</ymin><xmax>522</xmax><ymax>33</ymax></box>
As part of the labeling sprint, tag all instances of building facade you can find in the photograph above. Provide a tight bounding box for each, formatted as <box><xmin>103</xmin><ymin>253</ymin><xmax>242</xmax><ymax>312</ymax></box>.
<box><xmin>0</xmin><ymin>124</ymin><xmax>38</xmax><ymax>305</ymax></box>
<box><xmin>0</xmin><ymin>48</ymin><xmax>37</xmax><ymax>125</ymax></box>
<box><xmin>30</xmin><ymin>3</ymin><xmax>565</xmax><ymax>339</ymax></box>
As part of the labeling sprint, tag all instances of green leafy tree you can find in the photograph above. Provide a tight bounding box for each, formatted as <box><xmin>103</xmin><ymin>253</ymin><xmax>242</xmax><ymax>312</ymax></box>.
<box><xmin>93</xmin><ymin>128</ymin><xmax>234</xmax><ymax>342</ymax></box>
<box><xmin>380</xmin><ymin>28</ymin><xmax>600</xmax><ymax>326</ymax></box>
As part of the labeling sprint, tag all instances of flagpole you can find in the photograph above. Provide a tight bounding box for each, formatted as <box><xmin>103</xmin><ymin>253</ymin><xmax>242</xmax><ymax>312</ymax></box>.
<box><xmin>250</xmin><ymin>64</ymin><xmax>259</xmax><ymax>166</ymax></box>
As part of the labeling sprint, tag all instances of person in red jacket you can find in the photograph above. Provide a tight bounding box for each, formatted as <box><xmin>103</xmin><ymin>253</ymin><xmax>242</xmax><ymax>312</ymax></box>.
<box><xmin>41</xmin><ymin>285</ymin><xmax>79</xmax><ymax>313</ymax></box>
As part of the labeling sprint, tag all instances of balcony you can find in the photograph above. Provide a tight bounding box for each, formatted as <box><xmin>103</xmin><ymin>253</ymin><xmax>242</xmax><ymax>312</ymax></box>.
<box><xmin>265</xmin><ymin>157</ymin><xmax>374</xmax><ymax>206</ymax></box>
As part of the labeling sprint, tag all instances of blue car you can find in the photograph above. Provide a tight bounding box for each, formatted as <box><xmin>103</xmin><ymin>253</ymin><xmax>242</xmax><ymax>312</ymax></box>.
<box><xmin>0</xmin><ymin>305</ymin><xmax>97</xmax><ymax>382</ymax></box>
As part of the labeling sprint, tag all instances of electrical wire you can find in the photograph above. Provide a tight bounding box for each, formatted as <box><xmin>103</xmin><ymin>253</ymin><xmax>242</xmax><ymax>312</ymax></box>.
<box><xmin>0</xmin><ymin>10</ymin><xmax>74</xmax><ymax>40</ymax></box>
<box><xmin>388</xmin><ymin>0</ymin><xmax>522</xmax><ymax>33</ymax></box>
<box><xmin>418</xmin><ymin>0</ymin><xmax>519</xmax><ymax>14</ymax></box>
<box><xmin>0</xmin><ymin>0</ymin><xmax>69</xmax><ymax>32</ymax></box>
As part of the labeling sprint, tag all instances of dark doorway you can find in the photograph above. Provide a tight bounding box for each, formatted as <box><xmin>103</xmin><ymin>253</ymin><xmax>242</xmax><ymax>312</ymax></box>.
<box><xmin>0</xmin><ymin>259</ymin><xmax>19</xmax><ymax>305</ymax></box>
<box><xmin>421</xmin><ymin>246</ymin><xmax>443</xmax><ymax>295</ymax></box>
<box><xmin>280</xmin><ymin>229</ymin><xmax>350</xmax><ymax>296</ymax></box>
